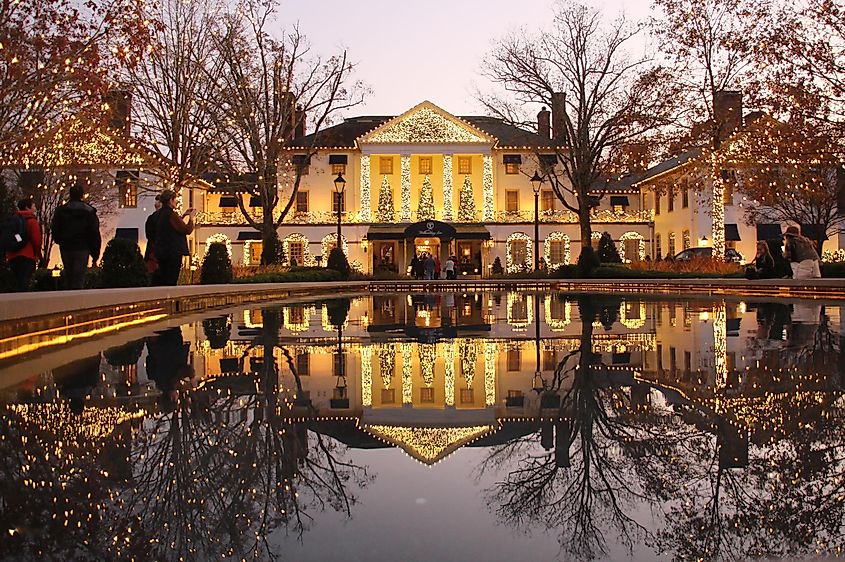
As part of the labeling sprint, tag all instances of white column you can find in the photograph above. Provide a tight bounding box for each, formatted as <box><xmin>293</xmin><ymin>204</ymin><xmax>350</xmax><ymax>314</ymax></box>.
<box><xmin>713</xmin><ymin>301</ymin><xmax>727</xmax><ymax>389</ymax></box>
<box><xmin>401</xmin><ymin>154</ymin><xmax>411</xmax><ymax>222</ymax></box>
<box><xmin>483</xmin><ymin>154</ymin><xmax>494</xmax><ymax>222</ymax></box>
<box><xmin>360</xmin><ymin>155</ymin><xmax>371</xmax><ymax>222</ymax></box>
<box><xmin>442</xmin><ymin>154</ymin><xmax>453</xmax><ymax>221</ymax></box>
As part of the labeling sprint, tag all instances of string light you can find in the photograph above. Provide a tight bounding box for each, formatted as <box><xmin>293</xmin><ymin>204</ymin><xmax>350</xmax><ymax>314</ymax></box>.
<box><xmin>442</xmin><ymin>155</ymin><xmax>453</xmax><ymax>221</ymax></box>
<box><xmin>282</xmin><ymin>232</ymin><xmax>313</xmax><ymax>266</ymax></box>
<box><xmin>401</xmin><ymin>342</ymin><xmax>413</xmax><ymax>405</ymax></box>
<box><xmin>320</xmin><ymin>233</ymin><xmax>348</xmax><ymax>258</ymax></box>
<box><xmin>457</xmin><ymin>175</ymin><xmax>476</xmax><ymax>222</ymax></box>
<box><xmin>203</xmin><ymin>233</ymin><xmax>232</xmax><ymax>259</ymax></box>
<box><xmin>618</xmin><ymin>231</ymin><xmax>646</xmax><ymax>263</ymax></box>
<box><xmin>362</xmin><ymin>103</ymin><xmax>492</xmax><ymax>144</ymax></box>
<box><xmin>360</xmin><ymin>155</ymin><xmax>371</xmax><ymax>221</ymax></box>
<box><xmin>362</xmin><ymin>424</ymin><xmax>495</xmax><ymax>465</ymax></box>
<box><xmin>400</xmin><ymin>155</ymin><xmax>411</xmax><ymax>221</ymax></box>
<box><xmin>417</xmin><ymin>175</ymin><xmax>435</xmax><ymax>220</ymax></box>
<box><xmin>361</xmin><ymin>346</ymin><xmax>372</xmax><ymax>407</ymax></box>
<box><xmin>544</xmin><ymin>231</ymin><xmax>571</xmax><ymax>268</ymax></box>
<box><xmin>483</xmin><ymin>154</ymin><xmax>494</xmax><ymax>221</ymax></box>
<box><xmin>376</xmin><ymin>175</ymin><xmax>395</xmax><ymax>222</ymax></box>
<box><xmin>506</xmin><ymin>232</ymin><xmax>532</xmax><ymax>273</ymax></box>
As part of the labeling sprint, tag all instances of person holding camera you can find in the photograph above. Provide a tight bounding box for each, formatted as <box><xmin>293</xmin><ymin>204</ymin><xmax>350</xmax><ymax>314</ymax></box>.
<box><xmin>152</xmin><ymin>189</ymin><xmax>195</xmax><ymax>286</ymax></box>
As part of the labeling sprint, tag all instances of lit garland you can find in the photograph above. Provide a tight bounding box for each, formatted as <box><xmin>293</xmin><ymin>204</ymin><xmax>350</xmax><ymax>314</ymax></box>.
<box><xmin>442</xmin><ymin>155</ymin><xmax>453</xmax><ymax>220</ymax></box>
<box><xmin>243</xmin><ymin>240</ymin><xmax>256</xmax><ymax>265</ymax></box>
<box><xmin>361</xmin><ymin>345</ymin><xmax>372</xmax><ymax>407</ymax></box>
<box><xmin>617</xmin><ymin>231</ymin><xmax>645</xmax><ymax>263</ymax></box>
<box><xmin>364</xmin><ymin>104</ymin><xmax>491</xmax><ymax>144</ymax></box>
<box><xmin>459</xmin><ymin>338</ymin><xmax>477</xmax><ymax>387</ymax></box>
<box><xmin>682</xmin><ymin>230</ymin><xmax>691</xmax><ymax>250</ymax></box>
<box><xmin>444</xmin><ymin>340</ymin><xmax>455</xmax><ymax>406</ymax></box>
<box><xmin>7</xmin><ymin>403</ymin><xmax>145</xmax><ymax>442</ymax></box>
<box><xmin>378</xmin><ymin>343</ymin><xmax>395</xmax><ymax>389</ymax></box>
<box><xmin>713</xmin><ymin>302</ymin><xmax>727</xmax><ymax>389</ymax></box>
<box><xmin>544</xmin><ymin>295</ymin><xmax>572</xmax><ymax>331</ymax></box>
<box><xmin>376</xmin><ymin>175</ymin><xmax>395</xmax><ymax>222</ymax></box>
<box><xmin>482</xmin><ymin>155</ymin><xmax>494</xmax><ymax>221</ymax></box>
<box><xmin>401</xmin><ymin>342</ymin><xmax>413</xmax><ymax>405</ymax></box>
<box><xmin>204</xmin><ymin>233</ymin><xmax>232</xmax><ymax>259</ymax></box>
<box><xmin>283</xmin><ymin>305</ymin><xmax>311</xmax><ymax>333</ymax></box>
<box><xmin>507</xmin><ymin>292</ymin><xmax>533</xmax><ymax>331</ymax></box>
<box><xmin>544</xmin><ymin>231</ymin><xmax>571</xmax><ymax>268</ymax></box>
<box><xmin>484</xmin><ymin>341</ymin><xmax>496</xmax><ymax>406</ymax></box>
<box><xmin>711</xmin><ymin>159</ymin><xmax>726</xmax><ymax>259</ymax></box>
<box><xmin>457</xmin><ymin>175</ymin><xmax>476</xmax><ymax>222</ymax></box>
<box><xmin>321</xmin><ymin>302</ymin><xmax>348</xmax><ymax>331</ymax></box>
<box><xmin>320</xmin><ymin>233</ymin><xmax>349</xmax><ymax>258</ymax></box>
<box><xmin>417</xmin><ymin>175</ymin><xmax>435</xmax><ymax>220</ymax></box>
<box><xmin>401</xmin><ymin>155</ymin><xmax>411</xmax><ymax>221</ymax></box>
<box><xmin>360</xmin><ymin>155</ymin><xmax>371</xmax><ymax>221</ymax></box>
<box><xmin>362</xmin><ymin>424</ymin><xmax>495</xmax><ymax>465</ymax></box>
<box><xmin>419</xmin><ymin>343</ymin><xmax>437</xmax><ymax>386</ymax></box>
<box><xmin>619</xmin><ymin>301</ymin><xmax>647</xmax><ymax>330</ymax></box>
<box><xmin>506</xmin><ymin>232</ymin><xmax>532</xmax><ymax>273</ymax></box>
<box><xmin>282</xmin><ymin>232</ymin><xmax>313</xmax><ymax>266</ymax></box>
<box><xmin>822</xmin><ymin>248</ymin><xmax>845</xmax><ymax>262</ymax></box>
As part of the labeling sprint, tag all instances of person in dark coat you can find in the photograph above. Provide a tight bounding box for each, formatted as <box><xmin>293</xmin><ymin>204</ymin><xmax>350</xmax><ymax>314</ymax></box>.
<box><xmin>146</xmin><ymin>327</ymin><xmax>194</xmax><ymax>409</ymax></box>
<box><xmin>746</xmin><ymin>241</ymin><xmax>777</xmax><ymax>279</ymax></box>
<box><xmin>51</xmin><ymin>185</ymin><xmax>101</xmax><ymax>289</ymax></box>
<box><xmin>5</xmin><ymin>198</ymin><xmax>42</xmax><ymax>291</ymax></box>
<box><xmin>153</xmin><ymin>189</ymin><xmax>195</xmax><ymax>286</ymax></box>
<box><xmin>144</xmin><ymin>195</ymin><xmax>163</xmax><ymax>273</ymax></box>
<box><xmin>409</xmin><ymin>254</ymin><xmax>419</xmax><ymax>280</ymax></box>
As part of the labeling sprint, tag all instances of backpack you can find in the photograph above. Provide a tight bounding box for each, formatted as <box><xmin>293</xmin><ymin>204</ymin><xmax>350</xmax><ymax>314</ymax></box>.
<box><xmin>0</xmin><ymin>213</ymin><xmax>28</xmax><ymax>252</ymax></box>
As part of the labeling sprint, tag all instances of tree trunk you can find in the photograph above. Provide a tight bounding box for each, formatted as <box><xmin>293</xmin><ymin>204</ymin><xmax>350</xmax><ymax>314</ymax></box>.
<box><xmin>260</xmin><ymin>208</ymin><xmax>279</xmax><ymax>266</ymax></box>
<box><xmin>578</xmin><ymin>206</ymin><xmax>593</xmax><ymax>257</ymax></box>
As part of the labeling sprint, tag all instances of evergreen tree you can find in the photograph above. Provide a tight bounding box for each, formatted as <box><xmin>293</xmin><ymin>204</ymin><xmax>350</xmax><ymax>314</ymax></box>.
<box><xmin>597</xmin><ymin>232</ymin><xmax>622</xmax><ymax>263</ymax></box>
<box><xmin>417</xmin><ymin>175</ymin><xmax>435</xmax><ymax>220</ymax></box>
<box><xmin>377</xmin><ymin>176</ymin><xmax>394</xmax><ymax>222</ymax></box>
<box><xmin>200</xmin><ymin>242</ymin><xmax>233</xmax><ymax>284</ymax></box>
<box><xmin>457</xmin><ymin>176</ymin><xmax>476</xmax><ymax>222</ymax></box>
<box><xmin>100</xmin><ymin>238</ymin><xmax>149</xmax><ymax>288</ymax></box>
<box><xmin>492</xmin><ymin>256</ymin><xmax>504</xmax><ymax>275</ymax></box>
<box><xmin>327</xmin><ymin>247</ymin><xmax>351</xmax><ymax>279</ymax></box>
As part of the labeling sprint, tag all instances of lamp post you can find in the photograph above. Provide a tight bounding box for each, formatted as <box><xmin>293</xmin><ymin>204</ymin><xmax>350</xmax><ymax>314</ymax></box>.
<box><xmin>530</xmin><ymin>170</ymin><xmax>543</xmax><ymax>271</ymax></box>
<box><xmin>333</xmin><ymin>172</ymin><xmax>346</xmax><ymax>252</ymax></box>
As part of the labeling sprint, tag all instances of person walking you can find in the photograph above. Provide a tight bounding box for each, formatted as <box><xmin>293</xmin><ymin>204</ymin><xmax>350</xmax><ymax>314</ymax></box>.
<box><xmin>144</xmin><ymin>195</ymin><xmax>163</xmax><ymax>274</ymax></box>
<box><xmin>423</xmin><ymin>253</ymin><xmax>435</xmax><ymax>280</ymax></box>
<box><xmin>783</xmin><ymin>226</ymin><xmax>821</xmax><ymax>279</ymax></box>
<box><xmin>153</xmin><ymin>189</ymin><xmax>195</xmax><ymax>286</ymax></box>
<box><xmin>444</xmin><ymin>255</ymin><xmax>455</xmax><ymax>280</ymax></box>
<box><xmin>409</xmin><ymin>254</ymin><xmax>419</xmax><ymax>280</ymax></box>
<box><xmin>51</xmin><ymin>185</ymin><xmax>101</xmax><ymax>289</ymax></box>
<box><xmin>4</xmin><ymin>198</ymin><xmax>42</xmax><ymax>291</ymax></box>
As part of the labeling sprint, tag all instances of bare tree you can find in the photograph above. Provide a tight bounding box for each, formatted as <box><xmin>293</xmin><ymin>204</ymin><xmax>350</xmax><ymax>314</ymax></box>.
<box><xmin>480</xmin><ymin>2</ymin><xmax>677</xmax><ymax>259</ymax></box>
<box><xmin>211</xmin><ymin>0</ymin><xmax>365</xmax><ymax>265</ymax></box>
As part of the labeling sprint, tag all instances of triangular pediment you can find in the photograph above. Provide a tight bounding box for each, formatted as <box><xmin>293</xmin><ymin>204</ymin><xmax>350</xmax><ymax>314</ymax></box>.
<box><xmin>358</xmin><ymin>101</ymin><xmax>495</xmax><ymax>145</ymax></box>
<box><xmin>363</xmin><ymin>423</ymin><xmax>495</xmax><ymax>464</ymax></box>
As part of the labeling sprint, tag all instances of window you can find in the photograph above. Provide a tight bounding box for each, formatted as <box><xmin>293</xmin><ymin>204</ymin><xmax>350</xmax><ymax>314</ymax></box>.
<box><xmin>682</xmin><ymin>230</ymin><xmax>691</xmax><ymax>250</ymax></box>
<box><xmin>292</xmin><ymin>154</ymin><xmax>310</xmax><ymax>176</ymax></box>
<box><xmin>295</xmin><ymin>191</ymin><xmax>309</xmax><ymax>213</ymax></box>
<box><xmin>460</xmin><ymin>388</ymin><xmax>474</xmax><ymax>404</ymax></box>
<box><xmin>667</xmin><ymin>233</ymin><xmax>676</xmax><ymax>256</ymax></box>
<box><xmin>505</xmin><ymin>190</ymin><xmax>519</xmax><ymax>212</ymax></box>
<box><xmin>669</xmin><ymin>347</ymin><xmax>677</xmax><ymax>373</ymax></box>
<box><xmin>296</xmin><ymin>352</ymin><xmax>310</xmax><ymax>376</ymax></box>
<box><xmin>381</xmin><ymin>389</ymin><xmax>395</xmax><ymax>404</ymax></box>
<box><xmin>549</xmin><ymin>240</ymin><xmax>565</xmax><ymax>265</ymax></box>
<box><xmin>510</xmin><ymin>240</ymin><xmax>527</xmax><ymax>268</ymax></box>
<box><xmin>288</xmin><ymin>241</ymin><xmax>305</xmax><ymax>265</ymax></box>
<box><xmin>655</xmin><ymin>192</ymin><xmax>661</xmax><ymax>215</ymax></box>
<box><xmin>542</xmin><ymin>349</ymin><xmax>557</xmax><ymax>371</ymax></box>
<box><xmin>505</xmin><ymin>162</ymin><xmax>519</xmax><ymax>175</ymax></box>
<box><xmin>541</xmin><ymin>189</ymin><xmax>555</xmax><ymax>212</ymax></box>
<box><xmin>624</xmin><ymin>239</ymin><xmax>640</xmax><ymax>262</ymax></box>
<box><xmin>682</xmin><ymin>185</ymin><xmax>689</xmax><ymax>208</ymax></box>
<box><xmin>332</xmin><ymin>191</ymin><xmax>346</xmax><ymax>213</ymax></box>
<box><xmin>379</xmin><ymin>156</ymin><xmax>394</xmax><ymax>175</ymax></box>
<box><xmin>684</xmin><ymin>351</ymin><xmax>691</xmax><ymax>375</ymax></box>
<box><xmin>419</xmin><ymin>157</ymin><xmax>432</xmax><ymax>175</ymax></box>
<box><xmin>656</xmin><ymin>344</ymin><xmax>664</xmax><ymax>371</ymax></box>
<box><xmin>289</xmin><ymin>305</ymin><xmax>305</xmax><ymax>326</ymax></box>
<box><xmin>668</xmin><ymin>186</ymin><xmax>675</xmax><ymax>212</ymax></box>
<box><xmin>550</xmin><ymin>295</ymin><xmax>568</xmax><ymax>321</ymax></box>
<box><xmin>249</xmin><ymin>242</ymin><xmax>263</xmax><ymax>264</ymax></box>
<box><xmin>116</xmin><ymin>170</ymin><xmax>138</xmax><ymax>208</ymax></box>
<box><xmin>331</xmin><ymin>163</ymin><xmax>346</xmax><ymax>176</ymax></box>
<box><xmin>420</xmin><ymin>387</ymin><xmax>435</xmax><ymax>403</ymax></box>
<box><xmin>457</xmin><ymin>156</ymin><xmax>472</xmax><ymax>175</ymax></box>
<box><xmin>507</xmin><ymin>348</ymin><xmax>521</xmax><ymax>371</ymax></box>
<box><xmin>655</xmin><ymin>234</ymin><xmax>662</xmax><ymax>259</ymax></box>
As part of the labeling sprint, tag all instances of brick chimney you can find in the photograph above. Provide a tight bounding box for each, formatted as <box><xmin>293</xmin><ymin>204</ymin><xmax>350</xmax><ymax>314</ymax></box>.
<box><xmin>294</xmin><ymin>105</ymin><xmax>305</xmax><ymax>138</ymax></box>
<box><xmin>624</xmin><ymin>142</ymin><xmax>649</xmax><ymax>172</ymax></box>
<box><xmin>713</xmin><ymin>90</ymin><xmax>743</xmax><ymax>145</ymax></box>
<box><xmin>551</xmin><ymin>92</ymin><xmax>566</xmax><ymax>140</ymax></box>
<box><xmin>104</xmin><ymin>90</ymin><xmax>131</xmax><ymax>135</ymax></box>
<box><xmin>537</xmin><ymin>106</ymin><xmax>550</xmax><ymax>139</ymax></box>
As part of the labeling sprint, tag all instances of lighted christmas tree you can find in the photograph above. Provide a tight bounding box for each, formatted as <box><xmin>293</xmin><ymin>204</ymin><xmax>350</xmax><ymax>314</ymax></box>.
<box><xmin>457</xmin><ymin>175</ymin><xmax>476</xmax><ymax>222</ymax></box>
<box><xmin>417</xmin><ymin>175</ymin><xmax>435</xmax><ymax>220</ymax></box>
<box><xmin>376</xmin><ymin>175</ymin><xmax>395</xmax><ymax>222</ymax></box>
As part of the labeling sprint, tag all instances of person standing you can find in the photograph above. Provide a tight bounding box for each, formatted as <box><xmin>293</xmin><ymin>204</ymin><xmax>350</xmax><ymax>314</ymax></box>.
<box><xmin>783</xmin><ymin>226</ymin><xmax>821</xmax><ymax>279</ymax></box>
<box><xmin>4</xmin><ymin>198</ymin><xmax>42</xmax><ymax>291</ymax></box>
<box><xmin>144</xmin><ymin>195</ymin><xmax>163</xmax><ymax>274</ymax></box>
<box><xmin>153</xmin><ymin>189</ymin><xmax>194</xmax><ymax>286</ymax></box>
<box><xmin>444</xmin><ymin>255</ymin><xmax>455</xmax><ymax>280</ymax></box>
<box><xmin>409</xmin><ymin>254</ymin><xmax>419</xmax><ymax>280</ymax></box>
<box><xmin>423</xmin><ymin>253</ymin><xmax>435</xmax><ymax>280</ymax></box>
<box><xmin>51</xmin><ymin>185</ymin><xmax>101</xmax><ymax>289</ymax></box>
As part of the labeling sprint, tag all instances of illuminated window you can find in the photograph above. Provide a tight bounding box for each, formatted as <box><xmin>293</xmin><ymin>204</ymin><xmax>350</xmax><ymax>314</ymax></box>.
<box><xmin>682</xmin><ymin>230</ymin><xmax>691</xmax><ymax>250</ymax></box>
<box><xmin>420</xmin><ymin>387</ymin><xmax>435</xmax><ymax>403</ymax></box>
<box><xmin>667</xmin><ymin>232</ymin><xmax>676</xmax><ymax>256</ymax></box>
<box><xmin>296</xmin><ymin>352</ymin><xmax>309</xmax><ymax>376</ymax></box>
<box><xmin>682</xmin><ymin>186</ymin><xmax>689</xmax><ymax>208</ymax></box>
<box><xmin>541</xmin><ymin>190</ymin><xmax>555</xmax><ymax>212</ymax></box>
<box><xmin>289</xmin><ymin>305</ymin><xmax>305</xmax><ymax>326</ymax></box>
<box><xmin>613</xmin><ymin>204</ymin><xmax>624</xmax><ymax>213</ymax></box>
<box><xmin>542</xmin><ymin>349</ymin><xmax>557</xmax><ymax>371</ymax></box>
<box><xmin>249</xmin><ymin>308</ymin><xmax>263</xmax><ymax>325</ymax></box>
<box><xmin>381</xmin><ymin>389</ymin><xmax>395</xmax><ymax>404</ymax></box>
<box><xmin>550</xmin><ymin>295</ymin><xmax>567</xmax><ymax>320</ymax></box>
<box><xmin>460</xmin><ymin>388</ymin><xmax>474</xmax><ymax>404</ymax></box>
<box><xmin>511</xmin><ymin>240</ymin><xmax>527</xmax><ymax>267</ymax></box>
<box><xmin>507</xmin><ymin>348</ymin><xmax>521</xmax><ymax>371</ymax></box>
<box><xmin>116</xmin><ymin>170</ymin><xmax>138</xmax><ymax>208</ymax></box>
<box><xmin>506</xmin><ymin>162</ymin><xmax>519</xmax><ymax>175</ymax></box>
<box><xmin>379</xmin><ymin>157</ymin><xmax>394</xmax><ymax>175</ymax></box>
<box><xmin>249</xmin><ymin>242</ymin><xmax>262</xmax><ymax>264</ymax></box>
<box><xmin>457</xmin><ymin>156</ymin><xmax>472</xmax><ymax>175</ymax></box>
<box><xmin>296</xmin><ymin>191</ymin><xmax>308</xmax><ymax>212</ymax></box>
<box><xmin>505</xmin><ymin>190</ymin><xmax>519</xmax><ymax>212</ymax></box>
<box><xmin>332</xmin><ymin>191</ymin><xmax>346</xmax><ymax>213</ymax></box>
<box><xmin>332</xmin><ymin>163</ymin><xmax>346</xmax><ymax>176</ymax></box>
<box><xmin>655</xmin><ymin>233</ymin><xmax>662</xmax><ymax>259</ymax></box>
<box><xmin>550</xmin><ymin>240</ymin><xmax>565</xmax><ymax>264</ymax></box>
<box><xmin>289</xmin><ymin>241</ymin><xmax>305</xmax><ymax>265</ymax></box>
<box><xmin>418</xmin><ymin>157</ymin><xmax>432</xmax><ymax>175</ymax></box>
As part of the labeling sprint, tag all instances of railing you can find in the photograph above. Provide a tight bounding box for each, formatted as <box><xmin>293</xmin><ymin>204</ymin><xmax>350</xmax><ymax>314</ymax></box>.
<box><xmin>196</xmin><ymin>208</ymin><xmax>654</xmax><ymax>226</ymax></box>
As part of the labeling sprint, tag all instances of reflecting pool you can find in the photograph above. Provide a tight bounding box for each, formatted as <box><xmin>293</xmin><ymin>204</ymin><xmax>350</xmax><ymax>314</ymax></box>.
<box><xmin>0</xmin><ymin>292</ymin><xmax>843</xmax><ymax>561</ymax></box>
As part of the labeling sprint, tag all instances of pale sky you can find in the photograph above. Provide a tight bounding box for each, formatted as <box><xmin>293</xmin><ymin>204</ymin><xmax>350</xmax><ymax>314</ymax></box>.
<box><xmin>278</xmin><ymin>0</ymin><xmax>653</xmax><ymax>118</ymax></box>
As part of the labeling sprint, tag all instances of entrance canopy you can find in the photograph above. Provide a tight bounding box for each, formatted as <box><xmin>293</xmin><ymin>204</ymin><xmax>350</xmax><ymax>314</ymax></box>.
<box><xmin>367</xmin><ymin>221</ymin><xmax>490</xmax><ymax>241</ymax></box>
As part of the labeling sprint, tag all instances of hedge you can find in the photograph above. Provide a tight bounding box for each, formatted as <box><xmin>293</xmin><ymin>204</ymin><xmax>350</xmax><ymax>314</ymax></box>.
<box><xmin>234</xmin><ymin>268</ymin><xmax>343</xmax><ymax>284</ymax></box>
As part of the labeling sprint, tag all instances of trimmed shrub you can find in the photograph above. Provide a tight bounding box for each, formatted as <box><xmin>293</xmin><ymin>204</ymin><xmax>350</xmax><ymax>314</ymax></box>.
<box><xmin>202</xmin><ymin>315</ymin><xmax>231</xmax><ymax>349</ymax></box>
<box><xmin>100</xmin><ymin>238</ymin><xmax>149</xmax><ymax>288</ymax></box>
<box><xmin>234</xmin><ymin>268</ymin><xmax>343</xmax><ymax>284</ymax></box>
<box><xmin>552</xmin><ymin>264</ymin><xmax>579</xmax><ymax>279</ymax></box>
<box><xmin>577</xmin><ymin>246</ymin><xmax>600</xmax><ymax>278</ymax></box>
<box><xmin>104</xmin><ymin>339</ymin><xmax>145</xmax><ymax>367</ymax></box>
<box><xmin>200</xmin><ymin>242</ymin><xmax>233</xmax><ymax>284</ymax></box>
<box><xmin>325</xmin><ymin>298</ymin><xmax>351</xmax><ymax>328</ymax></box>
<box><xmin>491</xmin><ymin>256</ymin><xmax>504</xmax><ymax>275</ymax></box>
<box><xmin>327</xmin><ymin>247</ymin><xmax>351</xmax><ymax>279</ymax></box>
<box><xmin>597</xmin><ymin>232</ymin><xmax>622</xmax><ymax>263</ymax></box>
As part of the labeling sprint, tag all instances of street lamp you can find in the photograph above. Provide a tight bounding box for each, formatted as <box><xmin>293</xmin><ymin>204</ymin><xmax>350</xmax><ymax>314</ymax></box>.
<box><xmin>333</xmin><ymin>172</ymin><xmax>346</xmax><ymax>253</ymax></box>
<box><xmin>530</xmin><ymin>170</ymin><xmax>543</xmax><ymax>271</ymax></box>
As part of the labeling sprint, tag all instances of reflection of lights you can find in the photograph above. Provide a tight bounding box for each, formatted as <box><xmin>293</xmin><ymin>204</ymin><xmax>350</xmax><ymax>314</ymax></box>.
<box><xmin>361</xmin><ymin>346</ymin><xmax>372</xmax><ymax>407</ymax></box>
<box><xmin>401</xmin><ymin>343</ymin><xmax>413</xmax><ymax>405</ymax></box>
<box><xmin>444</xmin><ymin>341</ymin><xmax>456</xmax><ymax>407</ymax></box>
<box><xmin>739</xmin><ymin>301</ymin><xmax>747</xmax><ymax>314</ymax></box>
<box><xmin>363</xmin><ymin>424</ymin><xmax>494</xmax><ymax>465</ymax></box>
<box><xmin>713</xmin><ymin>302</ymin><xmax>727</xmax><ymax>388</ymax></box>
<box><xmin>545</xmin><ymin>295</ymin><xmax>572</xmax><ymax>331</ymax></box>
<box><xmin>619</xmin><ymin>301</ymin><xmax>646</xmax><ymax>330</ymax></box>
<box><xmin>699</xmin><ymin>311</ymin><xmax>710</xmax><ymax>322</ymax></box>
<box><xmin>484</xmin><ymin>341</ymin><xmax>496</xmax><ymax>406</ymax></box>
